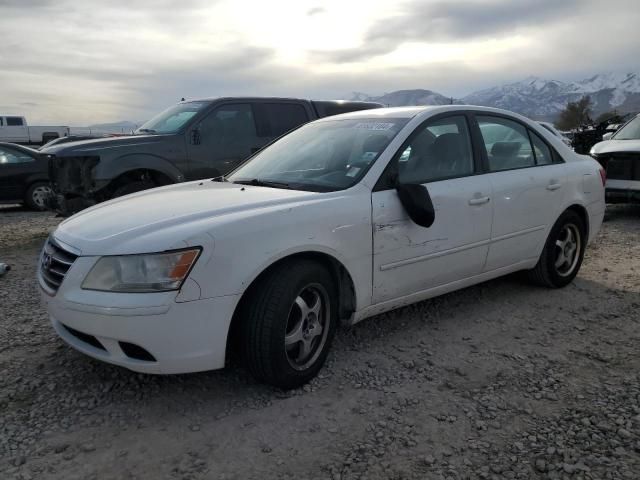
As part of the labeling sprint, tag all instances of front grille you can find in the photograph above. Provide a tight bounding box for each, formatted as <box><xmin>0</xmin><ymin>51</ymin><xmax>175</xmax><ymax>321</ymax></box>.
<box><xmin>49</xmin><ymin>155</ymin><xmax>100</xmax><ymax>194</ymax></box>
<box><xmin>39</xmin><ymin>238</ymin><xmax>78</xmax><ymax>294</ymax></box>
<box><xmin>600</xmin><ymin>153</ymin><xmax>640</xmax><ymax>181</ymax></box>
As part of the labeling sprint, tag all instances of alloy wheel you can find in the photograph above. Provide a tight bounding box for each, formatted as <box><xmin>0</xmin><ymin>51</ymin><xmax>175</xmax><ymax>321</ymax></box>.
<box><xmin>554</xmin><ymin>223</ymin><xmax>581</xmax><ymax>277</ymax></box>
<box><xmin>284</xmin><ymin>283</ymin><xmax>331</xmax><ymax>371</ymax></box>
<box><xmin>32</xmin><ymin>185</ymin><xmax>52</xmax><ymax>209</ymax></box>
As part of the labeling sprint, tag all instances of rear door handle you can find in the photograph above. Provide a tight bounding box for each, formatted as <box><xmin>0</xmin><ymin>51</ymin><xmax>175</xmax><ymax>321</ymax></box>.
<box><xmin>547</xmin><ymin>183</ymin><xmax>562</xmax><ymax>191</ymax></box>
<box><xmin>468</xmin><ymin>196</ymin><xmax>490</xmax><ymax>205</ymax></box>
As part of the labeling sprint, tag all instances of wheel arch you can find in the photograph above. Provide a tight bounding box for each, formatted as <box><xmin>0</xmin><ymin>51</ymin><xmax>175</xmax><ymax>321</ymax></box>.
<box><xmin>23</xmin><ymin>175</ymin><xmax>51</xmax><ymax>198</ymax></box>
<box><xmin>565</xmin><ymin>203</ymin><xmax>589</xmax><ymax>239</ymax></box>
<box><xmin>94</xmin><ymin>154</ymin><xmax>183</xmax><ymax>192</ymax></box>
<box><xmin>225</xmin><ymin>250</ymin><xmax>357</xmax><ymax>359</ymax></box>
<box><xmin>41</xmin><ymin>132</ymin><xmax>60</xmax><ymax>143</ymax></box>
<box><xmin>24</xmin><ymin>174</ymin><xmax>50</xmax><ymax>189</ymax></box>
<box><xmin>108</xmin><ymin>168</ymin><xmax>175</xmax><ymax>191</ymax></box>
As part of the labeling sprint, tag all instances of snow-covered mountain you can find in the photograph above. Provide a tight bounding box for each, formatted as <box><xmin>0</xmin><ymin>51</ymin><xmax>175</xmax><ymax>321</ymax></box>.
<box><xmin>350</xmin><ymin>89</ymin><xmax>456</xmax><ymax>107</ymax></box>
<box><xmin>351</xmin><ymin>72</ymin><xmax>640</xmax><ymax>120</ymax></box>
<box><xmin>463</xmin><ymin>72</ymin><xmax>640</xmax><ymax>119</ymax></box>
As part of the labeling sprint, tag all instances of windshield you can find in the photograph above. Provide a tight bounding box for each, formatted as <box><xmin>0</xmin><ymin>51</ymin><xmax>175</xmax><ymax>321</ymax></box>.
<box><xmin>135</xmin><ymin>101</ymin><xmax>211</xmax><ymax>134</ymax></box>
<box><xmin>228</xmin><ymin>118</ymin><xmax>409</xmax><ymax>192</ymax></box>
<box><xmin>613</xmin><ymin>115</ymin><xmax>640</xmax><ymax>140</ymax></box>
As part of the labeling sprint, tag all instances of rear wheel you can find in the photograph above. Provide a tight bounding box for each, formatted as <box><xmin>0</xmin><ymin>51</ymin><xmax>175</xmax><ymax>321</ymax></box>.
<box><xmin>25</xmin><ymin>182</ymin><xmax>53</xmax><ymax>210</ymax></box>
<box><xmin>527</xmin><ymin>210</ymin><xmax>586</xmax><ymax>288</ymax></box>
<box><xmin>240</xmin><ymin>260</ymin><xmax>337</xmax><ymax>389</ymax></box>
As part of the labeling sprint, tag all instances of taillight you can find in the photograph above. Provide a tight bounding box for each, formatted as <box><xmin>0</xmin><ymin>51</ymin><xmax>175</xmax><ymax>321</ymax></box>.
<box><xmin>598</xmin><ymin>167</ymin><xmax>606</xmax><ymax>186</ymax></box>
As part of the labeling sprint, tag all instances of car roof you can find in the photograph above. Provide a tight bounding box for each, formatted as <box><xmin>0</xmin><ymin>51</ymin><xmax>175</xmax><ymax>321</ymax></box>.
<box><xmin>314</xmin><ymin>104</ymin><xmax>540</xmax><ymax>122</ymax></box>
<box><xmin>182</xmin><ymin>97</ymin><xmax>380</xmax><ymax>105</ymax></box>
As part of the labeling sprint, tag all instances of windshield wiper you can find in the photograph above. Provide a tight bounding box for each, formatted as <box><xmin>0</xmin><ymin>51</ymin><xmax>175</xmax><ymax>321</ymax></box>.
<box><xmin>137</xmin><ymin>128</ymin><xmax>157</xmax><ymax>134</ymax></box>
<box><xmin>211</xmin><ymin>175</ymin><xmax>228</xmax><ymax>182</ymax></box>
<box><xmin>232</xmin><ymin>178</ymin><xmax>291</xmax><ymax>189</ymax></box>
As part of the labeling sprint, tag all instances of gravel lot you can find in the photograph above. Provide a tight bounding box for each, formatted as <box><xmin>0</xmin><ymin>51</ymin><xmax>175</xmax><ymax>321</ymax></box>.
<box><xmin>1</xmin><ymin>204</ymin><xmax>639</xmax><ymax>480</ymax></box>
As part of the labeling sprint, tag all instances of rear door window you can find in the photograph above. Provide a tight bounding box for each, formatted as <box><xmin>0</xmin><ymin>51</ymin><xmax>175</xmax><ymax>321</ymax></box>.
<box><xmin>6</xmin><ymin>117</ymin><xmax>24</xmax><ymax>126</ymax></box>
<box><xmin>477</xmin><ymin>116</ymin><xmax>534</xmax><ymax>171</ymax></box>
<box><xmin>198</xmin><ymin>103</ymin><xmax>262</xmax><ymax>163</ymax></box>
<box><xmin>257</xmin><ymin>103</ymin><xmax>310</xmax><ymax>138</ymax></box>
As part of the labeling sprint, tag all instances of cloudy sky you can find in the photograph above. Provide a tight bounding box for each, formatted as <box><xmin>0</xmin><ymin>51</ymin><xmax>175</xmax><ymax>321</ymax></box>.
<box><xmin>1</xmin><ymin>0</ymin><xmax>639</xmax><ymax>125</ymax></box>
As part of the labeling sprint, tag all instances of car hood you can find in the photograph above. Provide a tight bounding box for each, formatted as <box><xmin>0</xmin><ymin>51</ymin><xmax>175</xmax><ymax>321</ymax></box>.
<box><xmin>53</xmin><ymin>181</ymin><xmax>323</xmax><ymax>255</ymax></box>
<box><xmin>591</xmin><ymin>139</ymin><xmax>640</xmax><ymax>155</ymax></box>
<box><xmin>41</xmin><ymin>134</ymin><xmax>166</xmax><ymax>156</ymax></box>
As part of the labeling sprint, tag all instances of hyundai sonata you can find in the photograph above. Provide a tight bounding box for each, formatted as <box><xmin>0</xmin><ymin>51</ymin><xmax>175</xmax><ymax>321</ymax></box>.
<box><xmin>39</xmin><ymin>106</ymin><xmax>606</xmax><ymax>388</ymax></box>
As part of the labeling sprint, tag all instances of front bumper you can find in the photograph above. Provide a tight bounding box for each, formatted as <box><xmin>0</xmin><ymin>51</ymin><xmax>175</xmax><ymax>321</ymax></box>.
<box><xmin>43</xmin><ymin>292</ymin><xmax>239</xmax><ymax>374</ymax></box>
<box><xmin>39</xmin><ymin>252</ymin><xmax>240</xmax><ymax>374</ymax></box>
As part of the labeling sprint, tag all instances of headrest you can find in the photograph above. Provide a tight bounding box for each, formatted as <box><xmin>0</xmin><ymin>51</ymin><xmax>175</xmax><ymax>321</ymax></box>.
<box><xmin>362</xmin><ymin>134</ymin><xmax>388</xmax><ymax>154</ymax></box>
<box><xmin>491</xmin><ymin>141</ymin><xmax>521</xmax><ymax>157</ymax></box>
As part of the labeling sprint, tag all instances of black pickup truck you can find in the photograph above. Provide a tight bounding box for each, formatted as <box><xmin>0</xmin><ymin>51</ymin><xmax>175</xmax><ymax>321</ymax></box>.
<box><xmin>44</xmin><ymin>97</ymin><xmax>382</xmax><ymax>214</ymax></box>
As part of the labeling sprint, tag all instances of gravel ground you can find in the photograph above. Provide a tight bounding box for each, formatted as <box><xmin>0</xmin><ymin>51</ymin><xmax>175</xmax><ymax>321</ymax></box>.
<box><xmin>1</xmin><ymin>203</ymin><xmax>639</xmax><ymax>480</ymax></box>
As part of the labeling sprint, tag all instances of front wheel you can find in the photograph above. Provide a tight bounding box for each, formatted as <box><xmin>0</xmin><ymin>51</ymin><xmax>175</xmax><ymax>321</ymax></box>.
<box><xmin>527</xmin><ymin>210</ymin><xmax>586</xmax><ymax>288</ymax></box>
<box><xmin>240</xmin><ymin>260</ymin><xmax>338</xmax><ymax>389</ymax></box>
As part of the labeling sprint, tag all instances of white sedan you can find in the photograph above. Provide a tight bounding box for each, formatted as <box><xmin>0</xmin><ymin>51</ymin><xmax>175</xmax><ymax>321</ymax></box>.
<box><xmin>39</xmin><ymin>106</ymin><xmax>606</xmax><ymax>388</ymax></box>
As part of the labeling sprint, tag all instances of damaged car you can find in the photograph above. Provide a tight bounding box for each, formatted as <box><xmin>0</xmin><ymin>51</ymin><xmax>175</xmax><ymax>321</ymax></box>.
<box><xmin>39</xmin><ymin>106</ymin><xmax>605</xmax><ymax>388</ymax></box>
<box><xmin>591</xmin><ymin>113</ymin><xmax>640</xmax><ymax>204</ymax></box>
<box><xmin>43</xmin><ymin>97</ymin><xmax>382</xmax><ymax>214</ymax></box>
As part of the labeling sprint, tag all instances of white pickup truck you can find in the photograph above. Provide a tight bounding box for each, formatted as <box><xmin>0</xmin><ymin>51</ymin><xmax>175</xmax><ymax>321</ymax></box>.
<box><xmin>0</xmin><ymin>115</ymin><xmax>70</xmax><ymax>146</ymax></box>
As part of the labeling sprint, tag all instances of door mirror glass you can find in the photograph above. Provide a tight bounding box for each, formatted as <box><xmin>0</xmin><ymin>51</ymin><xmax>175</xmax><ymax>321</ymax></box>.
<box><xmin>396</xmin><ymin>183</ymin><xmax>435</xmax><ymax>228</ymax></box>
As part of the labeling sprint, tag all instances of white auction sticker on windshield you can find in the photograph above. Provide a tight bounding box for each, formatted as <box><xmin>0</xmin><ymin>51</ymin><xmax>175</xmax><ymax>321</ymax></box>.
<box><xmin>354</xmin><ymin>122</ymin><xmax>395</xmax><ymax>131</ymax></box>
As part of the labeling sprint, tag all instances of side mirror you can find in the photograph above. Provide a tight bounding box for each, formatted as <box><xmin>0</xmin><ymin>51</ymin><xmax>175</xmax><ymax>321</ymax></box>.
<box><xmin>396</xmin><ymin>183</ymin><xmax>435</xmax><ymax>228</ymax></box>
<box><xmin>190</xmin><ymin>128</ymin><xmax>201</xmax><ymax>145</ymax></box>
<box><xmin>602</xmin><ymin>132</ymin><xmax>613</xmax><ymax>141</ymax></box>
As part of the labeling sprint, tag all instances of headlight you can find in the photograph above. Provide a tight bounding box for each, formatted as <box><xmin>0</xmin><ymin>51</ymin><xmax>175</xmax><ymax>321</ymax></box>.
<box><xmin>82</xmin><ymin>248</ymin><xmax>201</xmax><ymax>293</ymax></box>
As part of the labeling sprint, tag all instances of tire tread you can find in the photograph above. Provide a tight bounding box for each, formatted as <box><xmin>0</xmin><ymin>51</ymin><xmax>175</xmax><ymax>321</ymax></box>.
<box><xmin>241</xmin><ymin>260</ymin><xmax>335</xmax><ymax>388</ymax></box>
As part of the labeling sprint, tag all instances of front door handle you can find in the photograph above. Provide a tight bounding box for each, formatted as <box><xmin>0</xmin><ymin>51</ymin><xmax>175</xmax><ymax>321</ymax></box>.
<box><xmin>546</xmin><ymin>182</ymin><xmax>562</xmax><ymax>191</ymax></box>
<box><xmin>468</xmin><ymin>196</ymin><xmax>490</xmax><ymax>205</ymax></box>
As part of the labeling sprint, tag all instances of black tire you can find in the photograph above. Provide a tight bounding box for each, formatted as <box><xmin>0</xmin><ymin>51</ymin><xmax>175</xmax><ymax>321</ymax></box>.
<box><xmin>24</xmin><ymin>181</ymin><xmax>53</xmax><ymax>211</ymax></box>
<box><xmin>112</xmin><ymin>180</ymin><xmax>155</xmax><ymax>198</ymax></box>
<box><xmin>240</xmin><ymin>260</ymin><xmax>338</xmax><ymax>389</ymax></box>
<box><xmin>527</xmin><ymin>210</ymin><xmax>586</xmax><ymax>288</ymax></box>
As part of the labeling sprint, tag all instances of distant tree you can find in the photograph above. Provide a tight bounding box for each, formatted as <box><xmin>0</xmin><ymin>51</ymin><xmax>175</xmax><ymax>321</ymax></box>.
<box><xmin>555</xmin><ymin>96</ymin><xmax>593</xmax><ymax>131</ymax></box>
